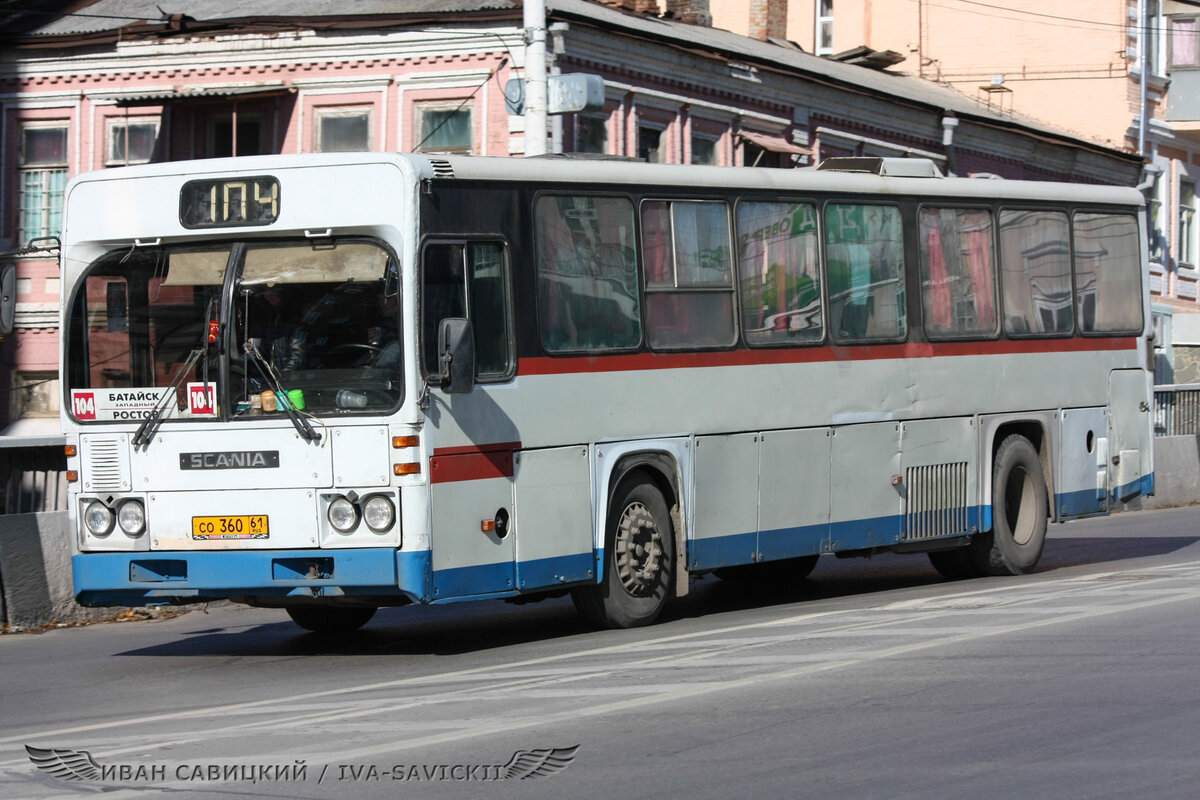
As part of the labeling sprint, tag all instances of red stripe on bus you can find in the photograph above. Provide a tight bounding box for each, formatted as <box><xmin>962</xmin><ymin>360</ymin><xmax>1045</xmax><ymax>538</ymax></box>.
<box><xmin>430</xmin><ymin>442</ymin><xmax>520</xmax><ymax>484</ymax></box>
<box><xmin>517</xmin><ymin>337</ymin><xmax>1139</xmax><ymax>376</ymax></box>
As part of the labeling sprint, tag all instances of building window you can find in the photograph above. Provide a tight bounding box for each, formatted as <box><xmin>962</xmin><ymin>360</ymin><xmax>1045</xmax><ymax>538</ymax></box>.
<box><xmin>316</xmin><ymin>109</ymin><xmax>371</xmax><ymax>152</ymax></box>
<box><xmin>107</xmin><ymin>118</ymin><xmax>159</xmax><ymax>166</ymax></box>
<box><xmin>638</xmin><ymin>126</ymin><xmax>665</xmax><ymax>163</ymax></box>
<box><xmin>816</xmin><ymin>0</ymin><xmax>834</xmax><ymax>56</ymax></box>
<box><xmin>1181</xmin><ymin>180</ymin><xmax>1197</xmax><ymax>267</ymax></box>
<box><xmin>208</xmin><ymin>114</ymin><xmax>264</xmax><ymax>158</ymax></box>
<box><xmin>17</xmin><ymin>123</ymin><xmax>68</xmax><ymax>243</ymax></box>
<box><xmin>691</xmin><ymin>135</ymin><xmax>717</xmax><ymax>165</ymax></box>
<box><xmin>416</xmin><ymin>103</ymin><xmax>473</xmax><ymax>154</ymax></box>
<box><xmin>1170</xmin><ymin>17</ymin><xmax>1199</xmax><ymax>67</ymax></box>
<box><xmin>576</xmin><ymin>115</ymin><xmax>608</xmax><ymax>154</ymax></box>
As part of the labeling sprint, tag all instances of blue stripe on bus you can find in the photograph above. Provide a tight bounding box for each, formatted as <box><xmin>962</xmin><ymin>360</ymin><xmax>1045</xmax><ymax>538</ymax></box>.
<box><xmin>74</xmin><ymin>476</ymin><xmax>1154</xmax><ymax>608</ymax></box>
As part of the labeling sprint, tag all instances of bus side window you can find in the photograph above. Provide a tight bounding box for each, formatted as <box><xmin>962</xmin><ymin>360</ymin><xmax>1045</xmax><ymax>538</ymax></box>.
<box><xmin>825</xmin><ymin>203</ymin><xmax>906</xmax><ymax>342</ymax></box>
<box><xmin>918</xmin><ymin>207</ymin><xmax>998</xmax><ymax>339</ymax></box>
<box><xmin>998</xmin><ymin>209</ymin><xmax>1073</xmax><ymax>336</ymax></box>
<box><xmin>1072</xmin><ymin>212</ymin><xmax>1143</xmax><ymax>334</ymax></box>
<box><xmin>642</xmin><ymin>199</ymin><xmax>736</xmax><ymax>350</ymax></box>
<box><xmin>420</xmin><ymin>241</ymin><xmax>512</xmax><ymax>380</ymax></box>
<box><xmin>535</xmin><ymin>194</ymin><xmax>641</xmax><ymax>352</ymax></box>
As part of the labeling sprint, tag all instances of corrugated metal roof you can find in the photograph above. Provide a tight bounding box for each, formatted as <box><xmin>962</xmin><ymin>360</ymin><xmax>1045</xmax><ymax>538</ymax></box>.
<box><xmin>24</xmin><ymin>0</ymin><xmax>518</xmax><ymax>36</ymax></box>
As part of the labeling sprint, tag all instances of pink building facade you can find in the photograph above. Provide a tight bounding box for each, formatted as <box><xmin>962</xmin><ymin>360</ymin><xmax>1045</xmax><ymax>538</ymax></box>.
<box><xmin>0</xmin><ymin>0</ymin><xmax>1142</xmax><ymax>465</ymax></box>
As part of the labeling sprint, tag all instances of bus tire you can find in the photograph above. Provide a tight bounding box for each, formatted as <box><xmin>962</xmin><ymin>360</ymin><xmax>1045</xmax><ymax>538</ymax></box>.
<box><xmin>970</xmin><ymin>434</ymin><xmax>1049</xmax><ymax>576</ymax></box>
<box><xmin>286</xmin><ymin>605</ymin><xmax>376</xmax><ymax>634</ymax></box>
<box><xmin>572</xmin><ymin>473</ymin><xmax>674</xmax><ymax>629</ymax></box>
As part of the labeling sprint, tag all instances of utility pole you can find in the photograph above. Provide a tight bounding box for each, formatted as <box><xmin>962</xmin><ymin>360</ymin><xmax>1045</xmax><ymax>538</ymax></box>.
<box><xmin>523</xmin><ymin>0</ymin><xmax>548</xmax><ymax>156</ymax></box>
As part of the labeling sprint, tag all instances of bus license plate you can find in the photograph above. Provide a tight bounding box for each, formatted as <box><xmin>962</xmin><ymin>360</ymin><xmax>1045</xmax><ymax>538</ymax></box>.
<box><xmin>192</xmin><ymin>515</ymin><xmax>269</xmax><ymax>540</ymax></box>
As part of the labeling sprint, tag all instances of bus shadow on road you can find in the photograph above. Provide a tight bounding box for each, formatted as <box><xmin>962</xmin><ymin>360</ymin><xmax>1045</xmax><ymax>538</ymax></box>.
<box><xmin>114</xmin><ymin>535</ymin><xmax>1199</xmax><ymax>658</ymax></box>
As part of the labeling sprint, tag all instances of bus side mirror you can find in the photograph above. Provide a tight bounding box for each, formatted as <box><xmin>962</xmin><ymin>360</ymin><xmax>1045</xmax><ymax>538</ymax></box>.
<box><xmin>0</xmin><ymin>263</ymin><xmax>14</xmax><ymax>338</ymax></box>
<box><xmin>437</xmin><ymin>317</ymin><xmax>475</xmax><ymax>394</ymax></box>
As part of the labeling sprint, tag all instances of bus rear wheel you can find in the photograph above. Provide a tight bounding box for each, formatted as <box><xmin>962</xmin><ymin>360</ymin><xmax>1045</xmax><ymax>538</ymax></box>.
<box><xmin>572</xmin><ymin>473</ymin><xmax>674</xmax><ymax>629</ymax></box>
<box><xmin>969</xmin><ymin>434</ymin><xmax>1049</xmax><ymax>576</ymax></box>
<box><xmin>286</xmin><ymin>605</ymin><xmax>376</xmax><ymax>634</ymax></box>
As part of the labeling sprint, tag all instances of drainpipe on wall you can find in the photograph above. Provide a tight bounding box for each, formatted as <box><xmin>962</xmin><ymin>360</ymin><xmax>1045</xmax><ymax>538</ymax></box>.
<box><xmin>941</xmin><ymin>112</ymin><xmax>958</xmax><ymax>176</ymax></box>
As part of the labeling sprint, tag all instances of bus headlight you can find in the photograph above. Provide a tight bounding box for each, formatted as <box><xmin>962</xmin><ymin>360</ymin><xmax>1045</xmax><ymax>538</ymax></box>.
<box><xmin>116</xmin><ymin>499</ymin><xmax>146</xmax><ymax>537</ymax></box>
<box><xmin>84</xmin><ymin>500</ymin><xmax>114</xmax><ymax>537</ymax></box>
<box><xmin>362</xmin><ymin>495</ymin><xmax>396</xmax><ymax>533</ymax></box>
<box><xmin>328</xmin><ymin>497</ymin><xmax>359</xmax><ymax>533</ymax></box>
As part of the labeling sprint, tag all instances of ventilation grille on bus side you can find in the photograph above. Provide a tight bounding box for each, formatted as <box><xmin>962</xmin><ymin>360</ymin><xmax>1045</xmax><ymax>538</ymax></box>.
<box><xmin>83</xmin><ymin>437</ymin><xmax>130</xmax><ymax>492</ymax></box>
<box><xmin>903</xmin><ymin>462</ymin><xmax>968</xmax><ymax>541</ymax></box>
<box><xmin>429</xmin><ymin>159</ymin><xmax>455</xmax><ymax>178</ymax></box>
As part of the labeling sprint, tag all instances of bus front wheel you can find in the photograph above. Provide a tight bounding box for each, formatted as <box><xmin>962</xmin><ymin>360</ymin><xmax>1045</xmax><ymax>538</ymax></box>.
<box><xmin>572</xmin><ymin>473</ymin><xmax>674</xmax><ymax>629</ymax></box>
<box><xmin>286</xmin><ymin>605</ymin><xmax>376</xmax><ymax>634</ymax></box>
<box><xmin>970</xmin><ymin>434</ymin><xmax>1049</xmax><ymax>576</ymax></box>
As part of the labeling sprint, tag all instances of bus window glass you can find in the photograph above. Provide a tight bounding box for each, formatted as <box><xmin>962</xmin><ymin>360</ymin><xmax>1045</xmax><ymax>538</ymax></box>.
<box><xmin>999</xmin><ymin>209</ymin><xmax>1073</xmax><ymax>336</ymax></box>
<box><xmin>1072</xmin><ymin>213</ymin><xmax>1143</xmax><ymax>334</ymax></box>
<box><xmin>825</xmin><ymin>203</ymin><xmax>906</xmax><ymax>342</ymax></box>
<box><xmin>737</xmin><ymin>201</ymin><xmax>822</xmax><ymax>346</ymax></box>
<box><xmin>235</xmin><ymin>241</ymin><xmax>401</xmax><ymax>414</ymax></box>
<box><xmin>642</xmin><ymin>199</ymin><xmax>736</xmax><ymax>349</ymax></box>
<box><xmin>535</xmin><ymin>195</ymin><xmax>641</xmax><ymax>352</ymax></box>
<box><xmin>420</xmin><ymin>241</ymin><xmax>512</xmax><ymax>379</ymax></box>
<box><xmin>66</xmin><ymin>247</ymin><xmax>230</xmax><ymax>419</ymax></box>
<box><xmin>918</xmin><ymin>208</ymin><xmax>998</xmax><ymax>339</ymax></box>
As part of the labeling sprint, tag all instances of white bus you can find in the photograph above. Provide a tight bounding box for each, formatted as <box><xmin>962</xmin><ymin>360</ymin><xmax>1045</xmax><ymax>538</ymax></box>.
<box><xmin>60</xmin><ymin>153</ymin><xmax>1153</xmax><ymax>632</ymax></box>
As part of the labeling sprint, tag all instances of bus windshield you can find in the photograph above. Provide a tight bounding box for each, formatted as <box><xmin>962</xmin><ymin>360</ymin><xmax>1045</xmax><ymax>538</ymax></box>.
<box><xmin>64</xmin><ymin>239</ymin><xmax>402</xmax><ymax>422</ymax></box>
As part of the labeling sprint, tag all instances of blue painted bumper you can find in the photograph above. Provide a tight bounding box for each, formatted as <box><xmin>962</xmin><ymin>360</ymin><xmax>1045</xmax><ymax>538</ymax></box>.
<box><xmin>73</xmin><ymin>548</ymin><xmax>431</xmax><ymax>607</ymax></box>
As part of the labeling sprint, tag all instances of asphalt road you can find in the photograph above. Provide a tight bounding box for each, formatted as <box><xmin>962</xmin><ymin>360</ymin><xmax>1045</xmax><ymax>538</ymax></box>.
<box><xmin>1</xmin><ymin>505</ymin><xmax>1199</xmax><ymax>799</ymax></box>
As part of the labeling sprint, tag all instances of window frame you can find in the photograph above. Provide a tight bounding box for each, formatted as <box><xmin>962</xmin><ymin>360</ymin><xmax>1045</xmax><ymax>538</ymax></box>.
<box><xmin>1071</xmin><ymin>209</ymin><xmax>1145</xmax><ymax>337</ymax></box>
<box><xmin>533</xmin><ymin>192</ymin><xmax>644</xmax><ymax>355</ymax></box>
<box><xmin>315</xmin><ymin>107</ymin><xmax>373</xmax><ymax>153</ymax></box>
<box><xmin>106</xmin><ymin>117</ymin><xmax>160</xmax><ymax>166</ymax></box>
<box><xmin>734</xmin><ymin>195</ymin><xmax>826</xmax><ymax>348</ymax></box>
<box><xmin>418</xmin><ymin>236</ymin><xmax>515</xmax><ymax>383</ymax></box>
<box><xmin>17</xmin><ymin>121</ymin><xmax>69</xmax><ymax>244</ymax></box>
<box><xmin>415</xmin><ymin>102</ymin><xmax>474</xmax><ymax>155</ymax></box>
<box><xmin>640</xmin><ymin>196</ymin><xmax>739</xmax><ymax>352</ymax></box>
<box><xmin>822</xmin><ymin>200</ymin><xmax>908</xmax><ymax>345</ymax></box>
<box><xmin>997</xmin><ymin>206</ymin><xmax>1076</xmax><ymax>339</ymax></box>
<box><xmin>915</xmin><ymin>204</ymin><xmax>1001</xmax><ymax>342</ymax></box>
<box><xmin>1180</xmin><ymin>180</ymin><xmax>1197</xmax><ymax>268</ymax></box>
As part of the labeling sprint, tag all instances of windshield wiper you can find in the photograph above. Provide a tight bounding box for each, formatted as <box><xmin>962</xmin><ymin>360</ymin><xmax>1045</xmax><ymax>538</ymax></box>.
<box><xmin>131</xmin><ymin>348</ymin><xmax>203</xmax><ymax>450</ymax></box>
<box><xmin>244</xmin><ymin>341</ymin><xmax>322</xmax><ymax>445</ymax></box>
<box><xmin>132</xmin><ymin>297</ymin><xmax>218</xmax><ymax>451</ymax></box>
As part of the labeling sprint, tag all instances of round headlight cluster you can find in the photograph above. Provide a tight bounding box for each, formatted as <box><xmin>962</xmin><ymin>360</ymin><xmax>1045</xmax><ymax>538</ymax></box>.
<box><xmin>84</xmin><ymin>498</ymin><xmax>146</xmax><ymax>538</ymax></box>
<box><xmin>362</xmin><ymin>495</ymin><xmax>396</xmax><ymax>532</ymax></box>
<box><xmin>327</xmin><ymin>494</ymin><xmax>396</xmax><ymax>535</ymax></box>
<box><xmin>328</xmin><ymin>497</ymin><xmax>359</xmax><ymax>533</ymax></box>
<box><xmin>116</xmin><ymin>499</ymin><xmax>146</xmax><ymax>536</ymax></box>
<box><xmin>84</xmin><ymin>500</ymin><xmax>114</xmax><ymax>537</ymax></box>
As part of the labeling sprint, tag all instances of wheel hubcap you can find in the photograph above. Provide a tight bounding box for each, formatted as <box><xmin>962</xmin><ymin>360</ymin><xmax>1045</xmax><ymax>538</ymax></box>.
<box><xmin>614</xmin><ymin>501</ymin><xmax>664</xmax><ymax>597</ymax></box>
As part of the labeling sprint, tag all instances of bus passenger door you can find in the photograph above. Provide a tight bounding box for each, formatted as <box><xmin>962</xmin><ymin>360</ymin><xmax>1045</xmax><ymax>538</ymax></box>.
<box><xmin>512</xmin><ymin>446</ymin><xmax>594</xmax><ymax>591</ymax></box>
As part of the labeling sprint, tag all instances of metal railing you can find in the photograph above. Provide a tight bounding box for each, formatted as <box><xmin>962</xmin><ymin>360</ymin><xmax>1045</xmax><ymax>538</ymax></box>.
<box><xmin>1154</xmin><ymin>383</ymin><xmax>1200</xmax><ymax>436</ymax></box>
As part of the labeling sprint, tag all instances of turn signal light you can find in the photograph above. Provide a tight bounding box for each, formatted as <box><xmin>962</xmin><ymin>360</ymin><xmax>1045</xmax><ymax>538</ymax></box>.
<box><xmin>66</xmin><ymin>470</ymin><xmax>78</xmax><ymax>482</ymax></box>
<box><xmin>64</xmin><ymin>445</ymin><xmax>77</xmax><ymax>457</ymax></box>
<box><xmin>392</xmin><ymin>435</ymin><xmax>420</xmax><ymax>448</ymax></box>
<box><xmin>394</xmin><ymin>462</ymin><xmax>421</xmax><ymax>476</ymax></box>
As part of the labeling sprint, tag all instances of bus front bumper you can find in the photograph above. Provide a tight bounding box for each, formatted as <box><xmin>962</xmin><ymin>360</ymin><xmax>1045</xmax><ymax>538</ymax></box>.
<box><xmin>72</xmin><ymin>548</ymin><xmax>431</xmax><ymax>607</ymax></box>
